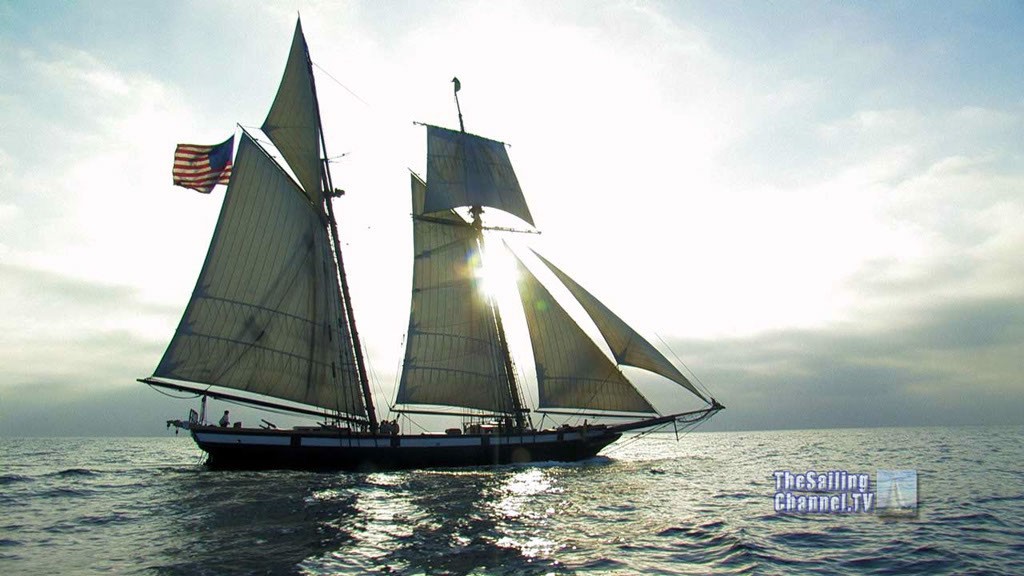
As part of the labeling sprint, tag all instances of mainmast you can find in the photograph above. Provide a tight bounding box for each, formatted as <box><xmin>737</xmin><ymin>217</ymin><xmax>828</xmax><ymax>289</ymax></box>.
<box><xmin>456</xmin><ymin>78</ymin><xmax>527</xmax><ymax>429</ymax></box>
<box><xmin>470</xmin><ymin>208</ymin><xmax>528</xmax><ymax>429</ymax></box>
<box><xmin>304</xmin><ymin>30</ymin><xmax>378</xmax><ymax>434</ymax></box>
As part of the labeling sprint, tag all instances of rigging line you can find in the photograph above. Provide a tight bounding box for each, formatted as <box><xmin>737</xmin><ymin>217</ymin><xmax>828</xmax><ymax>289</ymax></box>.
<box><xmin>602</xmin><ymin>421</ymin><xmax>675</xmax><ymax>455</ymax></box>
<box><xmin>147</xmin><ymin>384</ymin><xmax>201</xmax><ymax>400</ymax></box>
<box><xmin>602</xmin><ymin>409</ymin><xmax>714</xmax><ymax>455</ymax></box>
<box><xmin>364</xmin><ymin>341</ymin><xmax>394</xmax><ymax>421</ymax></box>
<box><xmin>214</xmin><ymin>395</ymin><xmax>337</xmax><ymax>421</ymax></box>
<box><xmin>579</xmin><ymin>359</ymin><xmax>657</xmax><ymax>419</ymax></box>
<box><xmin>405</xmin><ymin>415</ymin><xmax>432</xmax><ymax>435</ymax></box>
<box><xmin>656</xmin><ymin>333</ymin><xmax>714</xmax><ymax>400</ymax></box>
<box><xmin>237</xmin><ymin>128</ymin><xmax>280</xmax><ymax>149</ymax></box>
<box><xmin>516</xmin><ymin>360</ymin><xmax>535</xmax><ymax>414</ymax></box>
<box><xmin>241</xmin><ymin>125</ymin><xmax>353</xmax><ymax>177</ymax></box>
<box><xmin>383</xmin><ymin>334</ymin><xmax>406</xmax><ymax>419</ymax></box>
<box><xmin>312</xmin><ymin>61</ymin><xmax>371</xmax><ymax>107</ymax></box>
<box><xmin>601</xmin><ymin>427</ymin><xmax>664</xmax><ymax>455</ymax></box>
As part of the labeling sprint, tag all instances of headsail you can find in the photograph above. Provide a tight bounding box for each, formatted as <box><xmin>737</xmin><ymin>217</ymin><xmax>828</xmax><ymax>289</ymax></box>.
<box><xmin>423</xmin><ymin>125</ymin><xmax>534</xmax><ymax>225</ymax></box>
<box><xmin>531</xmin><ymin>250</ymin><xmax>709</xmax><ymax>403</ymax></box>
<box><xmin>513</xmin><ymin>254</ymin><xmax>656</xmax><ymax>414</ymax></box>
<box><xmin>395</xmin><ymin>174</ymin><xmax>517</xmax><ymax>414</ymax></box>
<box><xmin>153</xmin><ymin>133</ymin><xmax>366</xmax><ymax>418</ymax></box>
<box><xmin>262</xmin><ymin>19</ymin><xmax>323</xmax><ymax>203</ymax></box>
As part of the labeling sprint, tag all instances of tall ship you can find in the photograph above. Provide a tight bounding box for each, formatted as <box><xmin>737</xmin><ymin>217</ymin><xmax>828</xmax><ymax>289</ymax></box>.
<box><xmin>143</xmin><ymin>20</ymin><xmax>722</xmax><ymax>470</ymax></box>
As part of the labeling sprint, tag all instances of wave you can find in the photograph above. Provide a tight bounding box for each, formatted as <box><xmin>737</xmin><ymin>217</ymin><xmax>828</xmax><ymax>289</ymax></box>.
<box><xmin>48</xmin><ymin>468</ymin><xmax>99</xmax><ymax>478</ymax></box>
<box><xmin>976</xmin><ymin>493</ymin><xmax>1024</xmax><ymax>504</ymax></box>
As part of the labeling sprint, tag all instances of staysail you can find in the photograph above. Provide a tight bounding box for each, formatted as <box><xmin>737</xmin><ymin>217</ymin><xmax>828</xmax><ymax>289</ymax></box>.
<box><xmin>513</xmin><ymin>254</ymin><xmax>656</xmax><ymax>414</ymax></box>
<box><xmin>153</xmin><ymin>133</ymin><xmax>366</xmax><ymax>418</ymax></box>
<box><xmin>531</xmin><ymin>250</ymin><xmax>708</xmax><ymax>403</ymax></box>
<box><xmin>262</xmin><ymin>19</ymin><xmax>323</xmax><ymax>203</ymax></box>
<box><xmin>395</xmin><ymin>174</ymin><xmax>517</xmax><ymax>414</ymax></box>
<box><xmin>422</xmin><ymin>125</ymin><xmax>534</xmax><ymax>226</ymax></box>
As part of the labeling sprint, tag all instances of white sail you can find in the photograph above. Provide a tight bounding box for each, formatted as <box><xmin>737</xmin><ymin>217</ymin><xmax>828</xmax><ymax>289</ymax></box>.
<box><xmin>531</xmin><ymin>250</ymin><xmax>708</xmax><ymax>403</ymax></box>
<box><xmin>513</xmin><ymin>254</ymin><xmax>656</xmax><ymax>414</ymax></box>
<box><xmin>423</xmin><ymin>125</ymin><xmax>535</xmax><ymax>226</ymax></box>
<box><xmin>395</xmin><ymin>174</ymin><xmax>516</xmax><ymax>413</ymax></box>
<box><xmin>154</xmin><ymin>133</ymin><xmax>366</xmax><ymax>417</ymax></box>
<box><xmin>262</xmin><ymin>20</ymin><xmax>323</xmax><ymax>203</ymax></box>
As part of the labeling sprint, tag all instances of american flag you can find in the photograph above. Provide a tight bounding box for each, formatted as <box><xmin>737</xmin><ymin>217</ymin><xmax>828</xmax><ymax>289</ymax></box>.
<box><xmin>172</xmin><ymin>136</ymin><xmax>234</xmax><ymax>193</ymax></box>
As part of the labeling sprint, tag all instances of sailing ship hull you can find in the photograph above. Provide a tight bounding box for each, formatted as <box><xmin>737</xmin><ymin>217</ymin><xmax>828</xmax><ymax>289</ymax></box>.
<box><xmin>189</xmin><ymin>426</ymin><xmax>621</xmax><ymax>471</ymax></box>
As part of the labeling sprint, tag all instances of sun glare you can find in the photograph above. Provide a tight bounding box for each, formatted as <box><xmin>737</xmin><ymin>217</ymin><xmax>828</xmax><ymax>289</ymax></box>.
<box><xmin>474</xmin><ymin>238</ymin><xmax>520</xmax><ymax>301</ymax></box>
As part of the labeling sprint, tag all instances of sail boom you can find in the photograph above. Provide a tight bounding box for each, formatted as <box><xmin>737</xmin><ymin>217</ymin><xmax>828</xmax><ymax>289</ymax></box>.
<box><xmin>535</xmin><ymin>409</ymin><xmax>658</xmax><ymax>419</ymax></box>
<box><xmin>411</xmin><ymin>214</ymin><xmax>538</xmax><ymax>235</ymax></box>
<box><xmin>139</xmin><ymin>378</ymin><xmax>369</xmax><ymax>424</ymax></box>
<box><xmin>412</xmin><ymin>214</ymin><xmax>472</xmax><ymax>228</ymax></box>
<box><xmin>391</xmin><ymin>407</ymin><xmax>529</xmax><ymax>418</ymax></box>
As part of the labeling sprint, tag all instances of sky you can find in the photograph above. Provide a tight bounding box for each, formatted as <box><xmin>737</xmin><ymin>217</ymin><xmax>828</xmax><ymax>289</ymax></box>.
<box><xmin>1</xmin><ymin>0</ymin><xmax>1022</xmax><ymax>436</ymax></box>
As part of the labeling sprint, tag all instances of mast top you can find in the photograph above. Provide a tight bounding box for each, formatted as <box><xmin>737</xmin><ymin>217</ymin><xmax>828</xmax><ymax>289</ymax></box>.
<box><xmin>452</xmin><ymin>77</ymin><xmax>465</xmax><ymax>132</ymax></box>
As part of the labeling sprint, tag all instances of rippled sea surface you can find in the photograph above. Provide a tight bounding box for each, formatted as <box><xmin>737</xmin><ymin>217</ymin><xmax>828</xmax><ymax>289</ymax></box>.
<box><xmin>2</xmin><ymin>426</ymin><xmax>1022</xmax><ymax>575</ymax></box>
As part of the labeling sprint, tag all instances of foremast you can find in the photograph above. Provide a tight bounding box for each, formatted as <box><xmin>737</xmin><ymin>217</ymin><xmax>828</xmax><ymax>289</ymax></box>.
<box><xmin>301</xmin><ymin>28</ymin><xmax>378</xmax><ymax>434</ymax></box>
<box><xmin>146</xmin><ymin>19</ymin><xmax>377</xmax><ymax>431</ymax></box>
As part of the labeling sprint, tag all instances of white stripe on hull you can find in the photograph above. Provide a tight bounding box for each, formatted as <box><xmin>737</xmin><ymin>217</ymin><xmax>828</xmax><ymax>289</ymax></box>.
<box><xmin>301</xmin><ymin>437</ymin><xmax>391</xmax><ymax>448</ymax></box>
<box><xmin>194</xmin><ymin>432</ymin><xmax>292</xmax><ymax>446</ymax></box>
<box><xmin>194</xmin><ymin>430</ymin><xmax>588</xmax><ymax>448</ymax></box>
<box><xmin>391</xmin><ymin>437</ymin><xmax>482</xmax><ymax>448</ymax></box>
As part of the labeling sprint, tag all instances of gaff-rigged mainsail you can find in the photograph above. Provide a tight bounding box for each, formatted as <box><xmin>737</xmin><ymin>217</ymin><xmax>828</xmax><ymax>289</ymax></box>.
<box><xmin>394</xmin><ymin>174</ymin><xmax>517</xmax><ymax>414</ymax></box>
<box><xmin>153</xmin><ymin>133</ymin><xmax>366</xmax><ymax>418</ymax></box>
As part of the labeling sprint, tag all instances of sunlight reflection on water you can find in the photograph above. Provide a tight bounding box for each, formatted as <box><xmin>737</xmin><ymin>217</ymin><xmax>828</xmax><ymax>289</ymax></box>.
<box><xmin>2</xmin><ymin>427</ymin><xmax>1023</xmax><ymax>574</ymax></box>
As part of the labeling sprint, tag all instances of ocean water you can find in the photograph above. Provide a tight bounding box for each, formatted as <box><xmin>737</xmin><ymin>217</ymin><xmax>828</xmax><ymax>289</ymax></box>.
<box><xmin>1</xmin><ymin>426</ymin><xmax>1022</xmax><ymax>575</ymax></box>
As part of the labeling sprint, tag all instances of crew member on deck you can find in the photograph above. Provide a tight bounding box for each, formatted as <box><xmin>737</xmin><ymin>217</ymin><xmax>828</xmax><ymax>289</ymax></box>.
<box><xmin>219</xmin><ymin>410</ymin><xmax>230</xmax><ymax>427</ymax></box>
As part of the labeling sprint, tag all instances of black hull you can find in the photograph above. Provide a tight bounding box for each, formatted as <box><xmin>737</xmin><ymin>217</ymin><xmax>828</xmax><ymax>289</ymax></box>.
<box><xmin>189</xmin><ymin>426</ymin><xmax>621</xmax><ymax>471</ymax></box>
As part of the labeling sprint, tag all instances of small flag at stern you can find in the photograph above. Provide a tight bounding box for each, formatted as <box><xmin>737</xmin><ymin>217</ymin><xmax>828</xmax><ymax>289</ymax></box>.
<box><xmin>172</xmin><ymin>136</ymin><xmax>234</xmax><ymax>193</ymax></box>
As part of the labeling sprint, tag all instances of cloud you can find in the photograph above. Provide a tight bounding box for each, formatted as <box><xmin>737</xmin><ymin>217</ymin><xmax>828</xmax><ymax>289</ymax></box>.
<box><xmin>0</xmin><ymin>262</ymin><xmax>176</xmax><ymax>386</ymax></box>
<box><xmin>0</xmin><ymin>262</ymin><xmax>195</xmax><ymax>437</ymax></box>
<box><xmin>0</xmin><ymin>380</ymin><xmax>193</xmax><ymax>437</ymax></box>
<box><xmin>671</xmin><ymin>292</ymin><xmax>1024</xmax><ymax>431</ymax></box>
